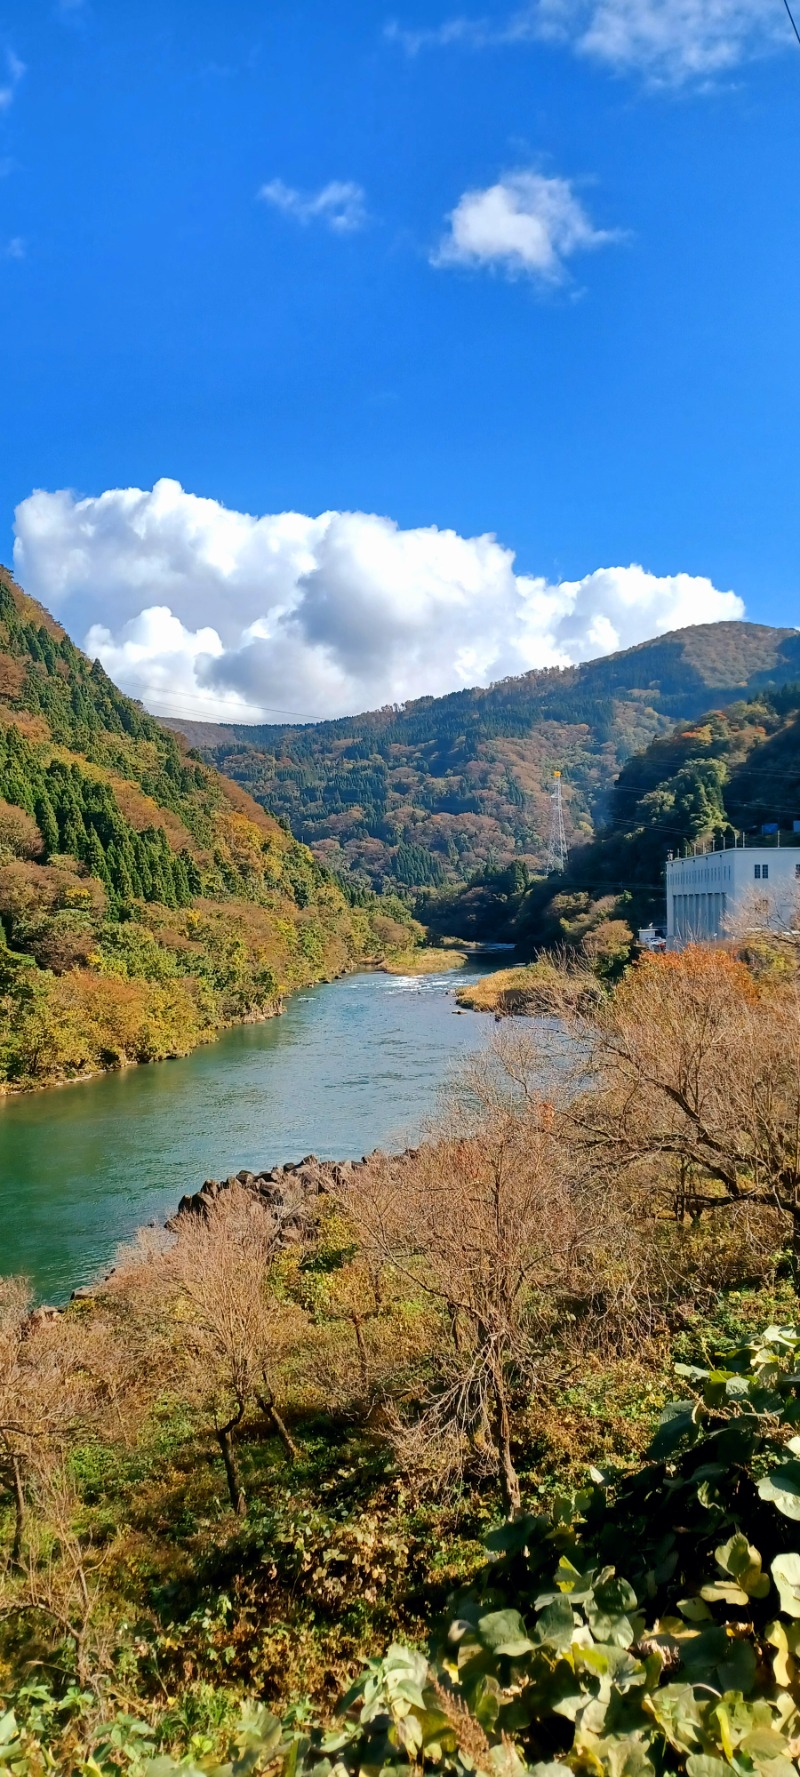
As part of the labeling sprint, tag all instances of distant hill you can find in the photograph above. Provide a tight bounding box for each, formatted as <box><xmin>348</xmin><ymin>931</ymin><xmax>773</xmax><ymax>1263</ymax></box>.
<box><xmin>164</xmin><ymin>621</ymin><xmax>800</xmax><ymax>892</ymax></box>
<box><xmin>0</xmin><ymin>568</ymin><xmax>415</xmax><ymax>1089</ymax></box>
<box><xmin>504</xmin><ymin>679</ymin><xmax>800</xmax><ymax>957</ymax></box>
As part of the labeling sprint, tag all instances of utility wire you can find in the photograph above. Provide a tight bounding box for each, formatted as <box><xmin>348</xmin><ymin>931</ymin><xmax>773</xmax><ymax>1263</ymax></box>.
<box><xmin>783</xmin><ymin>0</ymin><xmax>800</xmax><ymax>47</ymax></box>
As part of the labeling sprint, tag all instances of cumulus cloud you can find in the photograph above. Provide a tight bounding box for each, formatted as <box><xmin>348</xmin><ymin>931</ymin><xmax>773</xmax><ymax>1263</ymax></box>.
<box><xmin>13</xmin><ymin>479</ymin><xmax>745</xmax><ymax>723</ymax></box>
<box><xmin>386</xmin><ymin>0</ymin><xmax>790</xmax><ymax>84</ymax></box>
<box><xmin>0</xmin><ymin>48</ymin><xmax>25</xmax><ymax>112</ymax></box>
<box><xmin>433</xmin><ymin>171</ymin><xmax>620</xmax><ymax>281</ymax></box>
<box><xmin>258</xmin><ymin>178</ymin><xmax>368</xmax><ymax>233</ymax></box>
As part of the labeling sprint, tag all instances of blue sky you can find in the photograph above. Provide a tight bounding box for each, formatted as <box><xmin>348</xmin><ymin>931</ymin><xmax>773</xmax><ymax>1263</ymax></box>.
<box><xmin>0</xmin><ymin>0</ymin><xmax>798</xmax><ymax>720</ymax></box>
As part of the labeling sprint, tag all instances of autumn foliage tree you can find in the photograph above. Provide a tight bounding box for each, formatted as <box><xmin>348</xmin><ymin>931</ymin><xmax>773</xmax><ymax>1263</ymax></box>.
<box><xmin>341</xmin><ymin>1034</ymin><xmax>628</xmax><ymax>1517</ymax></box>
<box><xmin>570</xmin><ymin>945</ymin><xmax>800</xmax><ymax>1256</ymax></box>
<box><xmin>161</xmin><ymin>1187</ymin><xmax>307</xmax><ymax>1513</ymax></box>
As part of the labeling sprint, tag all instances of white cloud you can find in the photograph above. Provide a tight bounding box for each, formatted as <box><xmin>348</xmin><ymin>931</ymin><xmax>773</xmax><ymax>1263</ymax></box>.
<box><xmin>0</xmin><ymin>48</ymin><xmax>25</xmax><ymax>111</ymax></box>
<box><xmin>386</xmin><ymin>0</ymin><xmax>791</xmax><ymax>84</ymax></box>
<box><xmin>4</xmin><ymin>236</ymin><xmax>25</xmax><ymax>260</ymax></box>
<box><xmin>537</xmin><ymin>0</ymin><xmax>789</xmax><ymax>81</ymax></box>
<box><xmin>434</xmin><ymin>171</ymin><xmax>620</xmax><ymax>281</ymax></box>
<box><xmin>13</xmin><ymin>478</ymin><xmax>745</xmax><ymax>724</ymax></box>
<box><xmin>258</xmin><ymin>178</ymin><xmax>368</xmax><ymax>234</ymax></box>
<box><xmin>385</xmin><ymin>16</ymin><xmax>491</xmax><ymax>51</ymax></box>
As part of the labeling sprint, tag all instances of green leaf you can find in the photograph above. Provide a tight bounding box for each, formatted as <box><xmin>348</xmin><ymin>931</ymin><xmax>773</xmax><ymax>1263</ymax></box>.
<box><xmin>738</xmin><ymin>1729</ymin><xmax>797</xmax><ymax>1777</ymax></box>
<box><xmin>554</xmin><ymin>1555</ymin><xmax>596</xmax><ymax>1600</ymax></box>
<box><xmin>700</xmin><ymin>1583</ymin><xmax>750</xmax><ymax>1606</ymax></box>
<box><xmin>680</xmin><ymin>1627</ymin><xmax>757</xmax><ymax>1696</ymax></box>
<box><xmin>484</xmin><ymin>1514</ymin><xmax>547</xmax><ymax>1556</ymax></box>
<box><xmin>771</xmin><ymin>1553</ymin><xmax>800</xmax><ymax>1616</ymax></box>
<box><xmin>758</xmin><ymin>1461</ymin><xmax>800</xmax><ymax>1520</ymax></box>
<box><xmin>585</xmin><ymin>1573</ymin><xmax>640</xmax><ymax>1647</ymax></box>
<box><xmin>649</xmin><ymin>1401</ymin><xmax>698</xmax><ymax>1459</ymax></box>
<box><xmin>477</xmin><ymin>1609</ymin><xmax>535</xmax><ymax>1657</ymax></box>
<box><xmin>645</xmin><ymin>1684</ymin><xmax>707</xmax><ymax>1754</ymax></box>
<box><xmin>715</xmin><ymin>1534</ymin><xmax>769</xmax><ymax>1597</ymax></box>
<box><xmin>586</xmin><ymin>1733</ymin><xmax>655</xmax><ymax>1777</ymax></box>
<box><xmin>686</xmin><ymin>1758</ymin><xmax>734</xmax><ymax>1777</ymax></box>
<box><xmin>679</xmin><ymin>1597</ymin><xmax>713</xmax><ymax>1622</ymax></box>
<box><xmin>0</xmin><ymin>1715</ymin><xmax>19</xmax><ymax>1754</ymax></box>
<box><xmin>533</xmin><ymin>1596</ymin><xmax>576</xmax><ymax>1652</ymax></box>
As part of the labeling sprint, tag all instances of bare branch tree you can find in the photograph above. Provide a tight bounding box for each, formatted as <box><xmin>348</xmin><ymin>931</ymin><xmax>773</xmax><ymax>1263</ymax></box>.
<box><xmin>160</xmin><ymin>1186</ymin><xmax>308</xmax><ymax>1512</ymax></box>
<box><xmin>339</xmin><ymin>1033</ymin><xmax>623</xmax><ymax>1518</ymax></box>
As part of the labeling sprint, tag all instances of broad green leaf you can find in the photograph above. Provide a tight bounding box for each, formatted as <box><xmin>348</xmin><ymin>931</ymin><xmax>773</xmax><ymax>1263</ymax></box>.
<box><xmin>585</xmin><ymin>1573</ymin><xmax>639</xmax><ymax>1648</ymax></box>
<box><xmin>484</xmin><ymin>1514</ymin><xmax>547</xmax><ymax>1556</ymax></box>
<box><xmin>738</xmin><ymin>1729</ymin><xmax>797</xmax><ymax>1777</ymax></box>
<box><xmin>649</xmin><ymin>1401</ymin><xmax>697</xmax><ymax>1460</ymax></box>
<box><xmin>645</xmin><ymin>1684</ymin><xmax>706</xmax><ymax>1754</ymax></box>
<box><xmin>758</xmin><ymin>1461</ymin><xmax>800</xmax><ymax>1520</ymax></box>
<box><xmin>686</xmin><ymin>1758</ymin><xmax>733</xmax><ymax>1777</ymax></box>
<box><xmin>700</xmin><ymin>1583</ymin><xmax>749</xmax><ymax>1606</ymax></box>
<box><xmin>714</xmin><ymin>1534</ymin><xmax>770</xmax><ymax>1597</ymax></box>
<box><xmin>585</xmin><ymin>1732</ymin><xmax>655</xmax><ymax>1777</ymax></box>
<box><xmin>767</xmin><ymin>1618</ymin><xmax>800</xmax><ymax>1686</ymax></box>
<box><xmin>771</xmin><ymin>1553</ymin><xmax>800</xmax><ymax>1615</ymax></box>
<box><xmin>680</xmin><ymin>1627</ymin><xmax>757</xmax><ymax>1696</ymax></box>
<box><xmin>0</xmin><ymin>1714</ymin><xmax>19</xmax><ymax>1753</ymax></box>
<box><xmin>533</xmin><ymin>1597</ymin><xmax>575</xmax><ymax>1652</ymax></box>
<box><xmin>555</xmin><ymin>1555</ymin><xmax>596</xmax><ymax>1600</ymax></box>
<box><xmin>477</xmin><ymin>1609</ymin><xmax>535</xmax><ymax>1657</ymax></box>
<box><xmin>679</xmin><ymin>1597</ymin><xmax>713</xmax><ymax>1622</ymax></box>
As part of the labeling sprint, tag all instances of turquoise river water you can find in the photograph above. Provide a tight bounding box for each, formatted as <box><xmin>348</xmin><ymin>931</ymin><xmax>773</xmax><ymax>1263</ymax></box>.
<box><xmin>0</xmin><ymin>964</ymin><xmax>500</xmax><ymax>1302</ymax></box>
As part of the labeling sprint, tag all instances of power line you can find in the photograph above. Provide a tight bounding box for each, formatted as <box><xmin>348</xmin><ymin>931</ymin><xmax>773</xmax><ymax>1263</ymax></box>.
<box><xmin>783</xmin><ymin>0</ymin><xmax>800</xmax><ymax>47</ymax></box>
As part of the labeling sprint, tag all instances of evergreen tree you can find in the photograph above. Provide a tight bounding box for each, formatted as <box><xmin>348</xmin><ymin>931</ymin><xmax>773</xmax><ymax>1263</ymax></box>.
<box><xmin>60</xmin><ymin>805</ymin><xmax>88</xmax><ymax>859</ymax></box>
<box><xmin>34</xmin><ymin>792</ymin><xmax>59</xmax><ymax>858</ymax></box>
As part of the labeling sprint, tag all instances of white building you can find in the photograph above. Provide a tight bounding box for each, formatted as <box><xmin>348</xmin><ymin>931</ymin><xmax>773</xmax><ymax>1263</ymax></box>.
<box><xmin>666</xmin><ymin>846</ymin><xmax>800</xmax><ymax>946</ymax></box>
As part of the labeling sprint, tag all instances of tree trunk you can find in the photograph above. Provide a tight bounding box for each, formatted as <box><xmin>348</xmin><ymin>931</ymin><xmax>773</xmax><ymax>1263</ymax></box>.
<box><xmin>789</xmin><ymin>1208</ymin><xmax>800</xmax><ymax>1288</ymax></box>
<box><xmin>215</xmin><ymin>1419</ymin><xmax>246</xmax><ymax>1515</ymax></box>
<box><xmin>351</xmin><ymin>1315</ymin><xmax>370</xmax><ymax>1395</ymax></box>
<box><xmin>257</xmin><ymin>1388</ymin><xmax>299</xmax><ymax>1462</ymax></box>
<box><xmin>10</xmin><ymin>1458</ymin><xmax>25</xmax><ymax>1567</ymax></box>
<box><xmin>491</xmin><ymin>1365</ymin><xmax>521</xmax><ymax>1520</ymax></box>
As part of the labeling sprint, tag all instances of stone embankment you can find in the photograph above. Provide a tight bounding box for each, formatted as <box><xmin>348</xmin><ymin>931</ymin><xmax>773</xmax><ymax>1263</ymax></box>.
<box><xmin>168</xmin><ymin>1147</ymin><xmax>419</xmax><ymax>1228</ymax></box>
<box><xmin>57</xmin><ymin>1149</ymin><xmax>419</xmax><ymax>1310</ymax></box>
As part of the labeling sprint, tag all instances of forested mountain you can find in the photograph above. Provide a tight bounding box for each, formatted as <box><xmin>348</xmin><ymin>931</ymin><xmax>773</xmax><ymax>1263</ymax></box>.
<box><xmin>0</xmin><ymin>568</ymin><xmax>414</xmax><ymax>1088</ymax></box>
<box><xmin>506</xmin><ymin>679</ymin><xmax>800</xmax><ymax>954</ymax></box>
<box><xmin>166</xmin><ymin>620</ymin><xmax>800</xmax><ymax>892</ymax></box>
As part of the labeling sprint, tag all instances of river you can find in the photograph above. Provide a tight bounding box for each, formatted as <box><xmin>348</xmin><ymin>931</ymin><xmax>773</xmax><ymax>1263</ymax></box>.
<box><xmin>0</xmin><ymin>964</ymin><xmax>499</xmax><ymax>1302</ymax></box>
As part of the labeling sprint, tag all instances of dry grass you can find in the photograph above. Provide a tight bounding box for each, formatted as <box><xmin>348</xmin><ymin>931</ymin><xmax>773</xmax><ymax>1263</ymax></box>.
<box><xmin>381</xmin><ymin>949</ymin><xmax>468</xmax><ymax>975</ymax></box>
<box><xmin>456</xmin><ymin>964</ymin><xmax>553</xmax><ymax>1014</ymax></box>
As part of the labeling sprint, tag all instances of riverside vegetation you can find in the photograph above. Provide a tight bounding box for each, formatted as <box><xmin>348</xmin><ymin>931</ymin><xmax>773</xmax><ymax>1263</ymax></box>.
<box><xmin>3</xmin><ymin>942</ymin><xmax>800</xmax><ymax>1773</ymax></box>
<box><xmin>0</xmin><ymin>569</ymin><xmax>422</xmax><ymax>1090</ymax></box>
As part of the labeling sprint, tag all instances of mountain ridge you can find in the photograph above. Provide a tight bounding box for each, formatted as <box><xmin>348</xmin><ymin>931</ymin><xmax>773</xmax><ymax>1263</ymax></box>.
<box><xmin>162</xmin><ymin>619</ymin><xmax>800</xmax><ymax>891</ymax></box>
<box><xmin>0</xmin><ymin>566</ymin><xmax>415</xmax><ymax>1089</ymax></box>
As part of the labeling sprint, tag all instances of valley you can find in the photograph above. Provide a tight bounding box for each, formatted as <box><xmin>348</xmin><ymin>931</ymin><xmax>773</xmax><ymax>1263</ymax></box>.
<box><xmin>165</xmin><ymin>621</ymin><xmax>800</xmax><ymax>892</ymax></box>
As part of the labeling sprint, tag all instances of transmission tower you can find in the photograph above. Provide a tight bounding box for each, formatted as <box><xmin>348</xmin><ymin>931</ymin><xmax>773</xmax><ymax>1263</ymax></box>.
<box><xmin>546</xmin><ymin>770</ymin><xmax>568</xmax><ymax>874</ymax></box>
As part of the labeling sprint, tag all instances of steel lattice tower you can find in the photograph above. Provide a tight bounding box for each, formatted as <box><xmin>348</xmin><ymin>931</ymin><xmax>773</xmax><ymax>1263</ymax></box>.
<box><xmin>546</xmin><ymin>770</ymin><xmax>568</xmax><ymax>874</ymax></box>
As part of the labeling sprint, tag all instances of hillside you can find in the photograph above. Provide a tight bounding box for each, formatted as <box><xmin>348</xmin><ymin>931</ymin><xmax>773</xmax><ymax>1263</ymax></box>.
<box><xmin>0</xmin><ymin>567</ymin><xmax>417</xmax><ymax>1089</ymax></box>
<box><xmin>509</xmin><ymin>678</ymin><xmax>800</xmax><ymax>955</ymax></box>
<box><xmin>165</xmin><ymin>620</ymin><xmax>800</xmax><ymax>892</ymax></box>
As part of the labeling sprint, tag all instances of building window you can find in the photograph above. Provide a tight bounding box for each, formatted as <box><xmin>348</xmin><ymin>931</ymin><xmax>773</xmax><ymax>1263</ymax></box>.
<box><xmin>754</xmin><ymin>865</ymin><xmax>761</xmax><ymax>879</ymax></box>
<box><xmin>795</xmin><ymin>864</ymin><xmax>800</xmax><ymax>879</ymax></box>
<box><xmin>763</xmin><ymin>865</ymin><xmax>769</xmax><ymax>880</ymax></box>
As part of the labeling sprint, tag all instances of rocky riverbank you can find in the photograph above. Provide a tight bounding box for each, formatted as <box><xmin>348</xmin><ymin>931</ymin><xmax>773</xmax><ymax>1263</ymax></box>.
<box><xmin>169</xmin><ymin>1147</ymin><xmax>418</xmax><ymax>1227</ymax></box>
